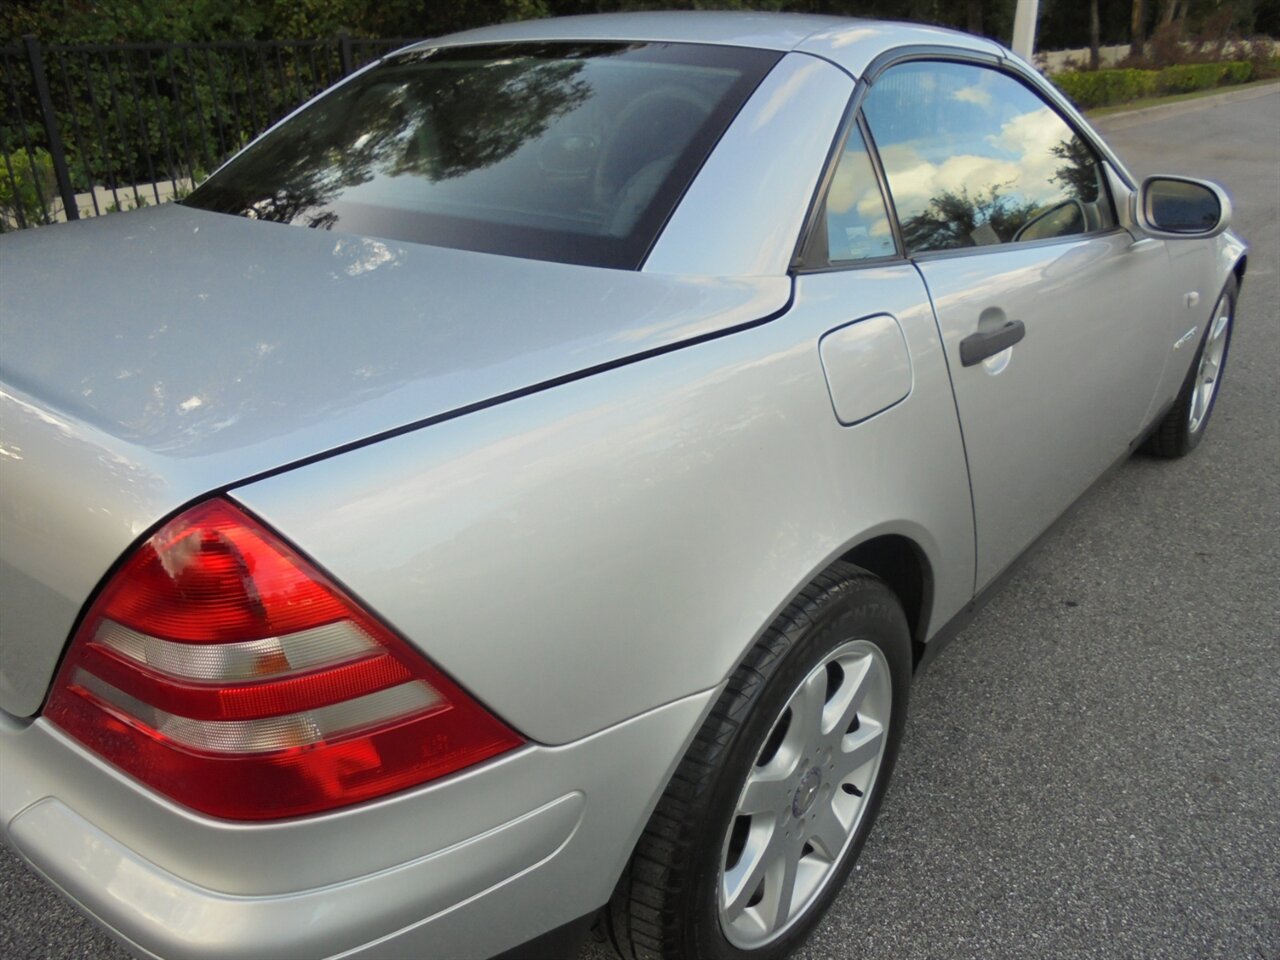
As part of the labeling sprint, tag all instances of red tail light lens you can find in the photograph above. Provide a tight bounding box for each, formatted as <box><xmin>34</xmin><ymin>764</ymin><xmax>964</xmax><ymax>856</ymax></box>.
<box><xmin>45</xmin><ymin>498</ymin><xmax>523</xmax><ymax>820</ymax></box>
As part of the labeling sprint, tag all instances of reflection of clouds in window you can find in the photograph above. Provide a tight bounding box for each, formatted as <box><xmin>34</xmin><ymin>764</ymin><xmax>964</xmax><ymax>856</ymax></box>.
<box><xmin>989</xmin><ymin>107</ymin><xmax>1074</xmax><ymax>187</ymax></box>
<box><xmin>883</xmin><ymin>107</ymin><xmax>1079</xmax><ymax>225</ymax></box>
<box><xmin>951</xmin><ymin>83</ymin><xmax>992</xmax><ymax>108</ymax></box>
<box><xmin>831</xmin><ymin>162</ymin><xmax>892</xmax><ymax>239</ymax></box>
<box><xmin>828</xmin><ymin>157</ymin><xmax>892</xmax><ymax>238</ymax></box>
<box><xmin>823</xmin><ymin>129</ymin><xmax>895</xmax><ymax>262</ymax></box>
<box><xmin>870</xmin><ymin>66</ymin><xmax>1108</xmax><ymax>253</ymax></box>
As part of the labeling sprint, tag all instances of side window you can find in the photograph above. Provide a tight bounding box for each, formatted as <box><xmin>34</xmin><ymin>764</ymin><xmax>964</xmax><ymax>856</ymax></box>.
<box><xmin>862</xmin><ymin>61</ymin><xmax>1115</xmax><ymax>254</ymax></box>
<box><xmin>820</xmin><ymin>123</ymin><xmax>897</xmax><ymax>263</ymax></box>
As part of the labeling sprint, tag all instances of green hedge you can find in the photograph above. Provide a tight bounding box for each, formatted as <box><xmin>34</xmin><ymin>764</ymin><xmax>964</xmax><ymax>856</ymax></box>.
<box><xmin>0</xmin><ymin>148</ymin><xmax>57</xmax><ymax>227</ymax></box>
<box><xmin>1172</xmin><ymin>58</ymin><xmax>1253</xmax><ymax>91</ymax></box>
<box><xmin>1222</xmin><ymin>61</ymin><xmax>1254</xmax><ymax>84</ymax></box>
<box><xmin>1052</xmin><ymin>68</ymin><xmax>1157</xmax><ymax>108</ymax></box>
<box><xmin>1052</xmin><ymin>61</ymin><xmax>1254</xmax><ymax>109</ymax></box>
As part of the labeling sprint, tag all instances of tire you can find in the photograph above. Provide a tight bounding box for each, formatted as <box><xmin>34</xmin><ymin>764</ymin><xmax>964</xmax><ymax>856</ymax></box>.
<box><xmin>1143</xmin><ymin>276</ymin><xmax>1237</xmax><ymax>459</ymax></box>
<box><xmin>607</xmin><ymin>563</ymin><xmax>912</xmax><ymax>960</ymax></box>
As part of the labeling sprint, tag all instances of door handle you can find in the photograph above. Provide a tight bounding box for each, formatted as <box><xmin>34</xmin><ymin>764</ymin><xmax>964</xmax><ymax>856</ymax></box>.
<box><xmin>960</xmin><ymin>320</ymin><xmax>1025</xmax><ymax>367</ymax></box>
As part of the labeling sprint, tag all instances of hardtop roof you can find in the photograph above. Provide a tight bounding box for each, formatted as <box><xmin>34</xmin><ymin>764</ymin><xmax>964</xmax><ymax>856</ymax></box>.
<box><xmin>406</xmin><ymin>11</ymin><xmax>1007</xmax><ymax>79</ymax></box>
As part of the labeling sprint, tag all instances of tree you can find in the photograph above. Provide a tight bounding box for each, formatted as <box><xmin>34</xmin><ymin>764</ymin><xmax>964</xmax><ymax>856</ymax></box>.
<box><xmin>1089</xmin><ymin>0</ymin><xmax>1101</xmax><ymax>69</ymax></box>
<box><xmin>967</xmin><ymin>0</ymin><xmax>984</xmax><ymax>35</ymax></box>
<box><xmin>1158</xmin><ymin>0</ymin><xmax>1188</xmax><ymax>27</ymax></box>
<box><xmin>1131</xmin><ymin>0</ymin><xmax>1146</xmax><ymax>56</ymax></box>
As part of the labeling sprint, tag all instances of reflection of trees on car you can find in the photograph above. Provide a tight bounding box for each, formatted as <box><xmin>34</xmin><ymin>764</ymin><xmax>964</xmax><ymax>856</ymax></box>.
<box><xmin>901</xmin><ymin>135</ymin><xmax>1102</xmax><ymax>251</ymax></box>
<box><xmin>188</xmin><ymin>53</ymin><xmax>589</xmax><ymax>226</ymax></box>
<box><xmin>900</xmin><ymin>184</ymin><xmax>1039</xmax><ymax>251</ymax></box>
<box><xmin>386</xmin><ymin>56</ymin><xmax>590</xmax><ymax>181</ymax></box>
<box><xmin>1050</xmin><ymin>135</ymin><xmax>1102</xmax><ymax>205</ymax></box>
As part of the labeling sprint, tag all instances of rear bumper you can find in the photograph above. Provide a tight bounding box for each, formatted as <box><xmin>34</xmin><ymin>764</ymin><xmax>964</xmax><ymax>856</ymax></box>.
<box><xmin>0</xmin><ymin>689</ymin><xmax>713</xmax><ymax>959</ymax></box>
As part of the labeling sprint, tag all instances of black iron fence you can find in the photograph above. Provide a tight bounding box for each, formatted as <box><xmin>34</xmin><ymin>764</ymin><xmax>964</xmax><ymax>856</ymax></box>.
<box><xmin>0</xmin><ymin>34</ymin><xmax>416</xmax><ymax>231</ymax></box>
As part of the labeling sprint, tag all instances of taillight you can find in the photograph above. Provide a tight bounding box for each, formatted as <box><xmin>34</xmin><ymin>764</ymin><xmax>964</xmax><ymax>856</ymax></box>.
<box><xmin>45</xmin><ymin>498</ymin><xmax>523</xmax><ymax>820</ymax></box>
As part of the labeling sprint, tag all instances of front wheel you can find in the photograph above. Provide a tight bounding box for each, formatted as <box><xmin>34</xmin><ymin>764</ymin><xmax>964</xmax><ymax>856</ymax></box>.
<box><xmin>607</xmin><ymin>563</ymin><xmax>912</xmax><ymax>960</ymax></box>
<box><xmin>1144</xmin><ymin>278</ymin><xmax>1236</xmax><ymax>458</ymax></box>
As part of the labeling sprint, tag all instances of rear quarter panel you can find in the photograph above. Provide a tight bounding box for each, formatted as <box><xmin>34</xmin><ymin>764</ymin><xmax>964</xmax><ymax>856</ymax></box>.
<box><xmin>233</xmin><ymin>265</ymin><xmax>974</xmax><ymax>745</ymax></box>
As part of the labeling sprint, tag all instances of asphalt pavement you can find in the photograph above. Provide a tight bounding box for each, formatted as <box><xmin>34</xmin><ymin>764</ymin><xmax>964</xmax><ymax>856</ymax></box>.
<box><xmin>2</xmin><ymin>86</ymin><xmax>1277</xmax><ymax>960</ymax></box>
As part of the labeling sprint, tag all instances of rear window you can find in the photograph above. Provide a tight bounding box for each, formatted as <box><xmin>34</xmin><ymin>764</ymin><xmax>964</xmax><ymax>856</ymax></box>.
<box><xmin>184</xmin><ymin>42</ymin><xmax>779</xmax><ymax>269</ymax></box>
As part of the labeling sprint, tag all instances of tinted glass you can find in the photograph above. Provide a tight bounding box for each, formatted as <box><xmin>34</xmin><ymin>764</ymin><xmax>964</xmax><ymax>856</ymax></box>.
<box><xmin>863</xmin><ymin>61</ymin><xmax>1114</xmax><ymax>254</ymax></box>
<box><xmin>1145</xmin><ymin>178</ymin><xmax>1221</xmax><ymax>233</ymax></box>
<box><xmin>821</xmin><ymin>124</ymin><xmax>897</xmax><ymax>263</ymax></box>
<box><xmin>184</xmin><ymin>42</ymin><xmax>779</xmax><ymax>269</ymax></box>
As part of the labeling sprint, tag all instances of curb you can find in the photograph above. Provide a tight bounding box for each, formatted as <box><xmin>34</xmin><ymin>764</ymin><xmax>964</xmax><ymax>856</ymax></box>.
<box><xmin>1089</xmin><ymin>81</ymin><xmax>1280</xmax><ymax>129</ymax></box>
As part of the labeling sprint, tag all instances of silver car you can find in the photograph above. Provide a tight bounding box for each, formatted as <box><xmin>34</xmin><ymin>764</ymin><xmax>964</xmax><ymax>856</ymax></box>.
<box><xmin>0</xmin><ymin>11</ymin><xmax>1246</xmax><ymax>960</ymax></box>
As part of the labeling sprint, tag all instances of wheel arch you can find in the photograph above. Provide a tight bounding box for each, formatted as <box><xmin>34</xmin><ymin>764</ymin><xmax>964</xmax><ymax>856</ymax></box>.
<box><xmin>838</xmin><ymin>533</ymin><xmax>933</xmax><ymax>668</ymax></box>
<box><xmin>701</xmin><ymin>525</ymin><xmax>943</xmax><ymax>714</ymax></box>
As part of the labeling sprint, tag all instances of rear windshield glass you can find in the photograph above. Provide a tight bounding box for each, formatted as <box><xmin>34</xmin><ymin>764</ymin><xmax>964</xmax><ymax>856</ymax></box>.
<box><xmin>184</xmin><ymin>42</ymin><xmax>779</xmax><ymax>269</ymax></box>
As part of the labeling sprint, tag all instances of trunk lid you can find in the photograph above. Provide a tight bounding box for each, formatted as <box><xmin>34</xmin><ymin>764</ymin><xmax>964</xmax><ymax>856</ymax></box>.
<box><xmin>0</xmin><ymin>205</ymin><xmax>788</xmax><ymax>716</ymax></box>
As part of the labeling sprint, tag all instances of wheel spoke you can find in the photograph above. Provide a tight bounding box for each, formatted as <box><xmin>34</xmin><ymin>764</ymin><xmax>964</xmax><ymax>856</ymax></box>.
<box><xmin>807</xmin><ymin>804</ymin><xmax>848</xmax><ymax>861</ymax></box>
<box><xmin>722</xmin><ymin>821</ymin><xmax>785</xmax><ymax>920</ymax></box>
<box><xmin>833</xmin><ymin>719</ymin><xmax>885</xmax><ymax>781</ymax></box>
<box><xmin>822</xmin><ymin>654</ymin><xmax>873</xmax><ymax>746</ymax></box>
<box><xmin>757</xmin><ymin>836</ymin><xmax>802</xmax><ymax>932</ymax></box>
<box><xmin>786</xmin><ymin>668</ymin><xmax>828</xmax><ymax>752</ymax></box>
<box><xmin>739</xmin><ymin>768</ymin><xmax>793</xmax><ymax>817</ymax></box>
<box><xmin>1190</xmin><ymin>382</ymin><xmax>1206</xmax><ymax>431</ymax></box>
<box><xmin>1190</xmin><ymin>303</ymin><xmax>1231</xmax><ymax>435</ymax></box>
<box><xmin>1202</xmin><ymin>353</ymin><xmax>1219</xmax><ymax>383</ymax></box>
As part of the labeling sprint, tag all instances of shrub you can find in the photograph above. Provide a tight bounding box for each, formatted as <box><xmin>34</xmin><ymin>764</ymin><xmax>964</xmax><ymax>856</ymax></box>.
<box><xmin>1052</xmin><ymin>60</ymin><xmax>1254</xmax><ymax>109</ymax></box>
<box><xmin>1230</xmin><ymin>37</ymin><xmax>1280</xmax><ymax>80</ymax></box>
<box><xmin>1222</xmin><ymin>61</ymin><xmax>1253</xmax><ymax>84</ymax></box>
<box><xmin>1194</xmin><ymin>11</ymin><xmax>1236</xmax><ymax>62</ymax></box>
<box><xmin>1157</xmin><ymin>61</ymin><xmax>1252</xmax><ymax>93</ymax></box>
<box><xmin>1148</xmin><ymin>21</ymin><xmax>1192</xmax><ymax>67</ymax></box>
<box><xmin>0</xmin><ymin>148</ymin><xmax>57</xmax><ymax>227</ymax></box>
<box><xmin>1158</xmin><ymin>62</ymin><xmax>1226</xmax><ymax>93</ymax></box>
<box><xmin>1051</xmin><ymin>69</ymin><xmax>1158</xmax><ymax>108</ymax></box>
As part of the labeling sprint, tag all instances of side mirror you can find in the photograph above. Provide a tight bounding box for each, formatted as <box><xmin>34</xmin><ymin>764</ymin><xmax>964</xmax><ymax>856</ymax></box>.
<box><xmin>1135</xmin><ymin>175</ymin><xmax>1231</xmax><ymax>239</ymax></box>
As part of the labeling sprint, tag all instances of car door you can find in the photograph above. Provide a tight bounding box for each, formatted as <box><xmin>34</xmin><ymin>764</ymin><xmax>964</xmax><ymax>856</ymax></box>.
<box><xmin>860</xmin><ymin>58</ymin><xmax>1175</xmax><ymax>590</ymax></box>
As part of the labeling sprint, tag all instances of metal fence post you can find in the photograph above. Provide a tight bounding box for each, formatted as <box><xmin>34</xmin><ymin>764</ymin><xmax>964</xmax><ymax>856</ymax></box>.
<box><xmin>338</xmin><ymin>32</ymin><xmax>353</xmax><ymax>76</ymax></box>
<box><xmin>21</xmin><ymin>35</ymin><xmax>79</xmax><ymax>220</ymax></box>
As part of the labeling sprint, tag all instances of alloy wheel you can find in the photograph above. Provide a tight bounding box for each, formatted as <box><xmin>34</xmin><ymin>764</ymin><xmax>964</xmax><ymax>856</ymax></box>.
<box><xmin>718</xmin><ymin>639</ymin><xmax>892</xmax><ymax>949</ymax></box>
<box><xmin>1189</xmin><ymin>296</ymin><xmax>1231</xmax><ymax>434</ymax></box>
